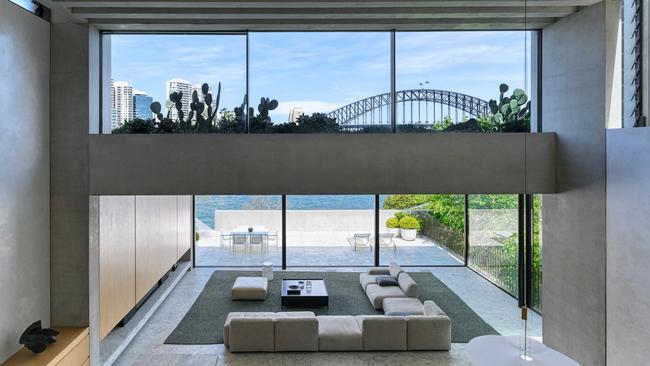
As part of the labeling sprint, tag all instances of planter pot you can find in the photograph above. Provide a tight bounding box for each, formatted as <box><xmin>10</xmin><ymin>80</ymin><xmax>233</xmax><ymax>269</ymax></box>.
<box><xmin>387</xmin><ymin>228</ymin><xmax>400</xmax><ymax>235</ymax></box>
<box><xmin>400</xmin><ymin>229</ymin><xmax>417</xmax><ymax>241</ymax></box>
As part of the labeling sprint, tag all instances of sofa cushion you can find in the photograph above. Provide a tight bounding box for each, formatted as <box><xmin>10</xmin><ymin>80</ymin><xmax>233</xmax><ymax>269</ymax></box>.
<box><xmin>383</xmin><ymin>297</ymin><xmax>424</xmax><ymax>315</ymax></box>
<box><xmin>359</xmin><ymin>273</ymin><xmax>378</xmax><ymax>291</ymax></box>
<box><xmin>388</xmin><ymin>262</ymin><xmax>404</xmax><ymax>278</ymax></box>
<box><xmin>228</xmin><ymin>317</ymin><xmax>275</xmax><ymax>352</ymax></box>
<box><xmin>232</xmin><ymin>277</ymin><xmax>268</xmax><ymax>300</ymax></box>
<box><xmin>397</xmin><ymin>273</ymin><xmax>418</xmax><ymax>298</ymax></box>
<box><xmin>365</xmin><ymin>284</ymin><xmax>408</xmax><ymax>309</ymax></box>
<box><xmin>275</xmin><ymin>311</ymin><xmax>316</xmax><ymax>318</ymax></box>
<box><xmin>274</xmin><ymin>316</ymin><xmax>319</xmax><ymax>352</ymax></box>
<box><xmin>367</xmin><ymin>267</ymin><xmax>391</xmax><ymax>276</ymax></box>
<box><xmin>406</xmin><ymin>315</ymin><xmax>452</xmax><ymax>351</ymax></box>
<box><xmin>377</xmin><ymin>276</ymin><xmax>399</xmax><ymax>286</ymax></box>
<box><xmin>224</xmin><ymin>312</ymin><xmax>276</xmax><ymax>348</ymax></box>
<box><xmin>356</xmin><ymin>315</ymin><xmax>407</xmax><ymax>351</ymax></box>
<box><xmin>423</xmin><ymin>300</ymin><xmax>446</xmax><ymax>316</ymax></box>
<box><xmin>317</xmin><ymin>316</ymin><xmax>363</xmax><ymax>351</ymax></box>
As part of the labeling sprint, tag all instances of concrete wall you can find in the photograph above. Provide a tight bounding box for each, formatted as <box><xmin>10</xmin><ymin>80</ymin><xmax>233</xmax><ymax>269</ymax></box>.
<box><xmin>541</xmin><ymin>3</ymin><xmax>608</xmax><ymax>365</ymax></box>
<box><xmin>212</xmin><ymin>210</ymin><xmax>399</xmax><ymax>233</ymax></box>
<box><xmin>50</xmin><ymin>24</ymin><xmax>91</xmax><ymax>327</ymax></box>
<box><xmin>89</xmin><ymin>133</ymin><xmax>555</xmax><ymax>195</ymax></box>
<box><xmin>0</xmin><ymin>2</ymin><xmax>50</xmax><ymax>362</ymax></box>
<box><xmin>606</xmin><ymin>127</ymin><xmax>650</xmax><ymax>365</ymax></box>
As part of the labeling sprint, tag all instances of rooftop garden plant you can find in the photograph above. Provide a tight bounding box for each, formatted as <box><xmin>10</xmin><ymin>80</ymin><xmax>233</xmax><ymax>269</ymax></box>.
<box><xmin>398</xmin><ymin>216</ymin><xmax>421</xmax><ymax>231</ymax></box>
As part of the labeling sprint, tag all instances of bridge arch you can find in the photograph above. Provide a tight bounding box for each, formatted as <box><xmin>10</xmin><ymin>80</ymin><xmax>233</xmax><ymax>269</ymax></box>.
<box><xmin>326</xmin><ymin>89</ymin><xmax>490</xmax><ymax>127</ymax></box>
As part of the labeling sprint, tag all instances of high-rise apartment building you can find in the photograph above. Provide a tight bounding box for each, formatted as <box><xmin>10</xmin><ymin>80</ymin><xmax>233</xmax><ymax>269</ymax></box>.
<box><xmin>288</xmin><ymin>107</ymin><xmax>305</xmax><ymax>123</ymax></box>
<box><xmin>166</xmin><ymin>78</ymin><xmax>192</xmax><ymax>120</ymax></box>
<box><xmin>111</xmin><ymin>80</ymin><xmax>134</xmax><ymax>128</ymax></box>
<box><xmin>133</xmin><ymin>90</ymin><xmax>153</xmax><ymax>120</ymax></box>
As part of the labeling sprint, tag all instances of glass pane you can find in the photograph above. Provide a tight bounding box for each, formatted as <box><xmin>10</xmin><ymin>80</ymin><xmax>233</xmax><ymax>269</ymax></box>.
<box><xmin>107</xmin><ymin>34</ymin><xmax>246</xmax><ymax>134</ymax></box>
<box><xmin>249</xmin><ymin>32</ymin><xmax>391</xmax><ymax>133</ymax></box>
<box><xmin>194</xmin><ymin>195</ymin><xmax>281</xmax><ymax>266</ymax></box>
<box><xmin>396</xmin><ymin>31</ymin><xmax>531</xmax><ymax>133</ymax></box>
<box><xmin>286</xmin><ymin>195</ymin><xmax>374</xmax><ymax>266</ymax></box>
<box><xmin>379</xmin><ymin>194</ymin><xmax>465</xmax><ymax>266</ymax></box>
<box><xmin>531</xmin><ymin>194</ymin><xmax>543</xmax><ymax>311</ymax></box>
<box><xmin>468</xmin><ymin>194</ymin><xmax>519</xmax><ymax>298</ymax></box>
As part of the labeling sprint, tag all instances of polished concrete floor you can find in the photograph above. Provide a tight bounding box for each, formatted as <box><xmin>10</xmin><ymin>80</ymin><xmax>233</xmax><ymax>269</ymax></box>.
<box><xmin>111</xmin><ymin>266</ymin><xmax>542</xmax><ymax>366</ymax></box>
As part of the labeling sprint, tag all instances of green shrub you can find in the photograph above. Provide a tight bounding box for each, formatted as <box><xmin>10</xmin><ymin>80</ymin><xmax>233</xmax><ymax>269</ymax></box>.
<box><xmin>399</xmin><ymin>216</ymin><xmax>421</xmax><ymax>231</ymax></box>
<box><xmin>386</xmin><ymin>217</ymin><xmax>399</xmax><ymax>229</ymax></box>
<box><xmin>394</xmin><ymin>211</ymin><xmax>406</xmax><ymax>221</ymax></box>
<box><xmin>195</xmin><ymin>232</ymin><xmax>200</xmax><ymax>241</ymax></box>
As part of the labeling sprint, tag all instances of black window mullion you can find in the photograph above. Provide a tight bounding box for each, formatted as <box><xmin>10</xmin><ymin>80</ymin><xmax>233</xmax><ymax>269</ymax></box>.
<box><xmin>374</xmin><ymin>194</ymin><xmax>380</xmax><ymax>266</ymax></box>
<box><xmin>282</xmin><ymin>195</ymin><xmax>287</xmax><ymax>269</ymax></box>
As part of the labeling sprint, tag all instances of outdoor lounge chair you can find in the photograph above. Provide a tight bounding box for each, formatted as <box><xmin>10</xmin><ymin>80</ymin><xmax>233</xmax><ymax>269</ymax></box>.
<box><xmin>348</xmin><ymin>233</ymin><xmax>372</xmax><ymax>251</ymax></box>
<box><xmin>231</xmin><ymin>234</ymin><xmax>248</xmax><ymax>253</ymax></box>
<box><xmin>379</xmin><ymin>233</ymin><xmax>397</xmax><ymax>251</ymax></box>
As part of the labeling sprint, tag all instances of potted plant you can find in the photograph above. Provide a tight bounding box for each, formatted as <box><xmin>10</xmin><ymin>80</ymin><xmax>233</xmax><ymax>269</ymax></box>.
<box><xmin>385</xmin><ymin>217</ymin><xmax>400</xmax><ymax>235</ymax></box>
<box><xmin>399</xmin><ymin>216</ymin><xmax>420</xmax><ymax>241</ymax></box>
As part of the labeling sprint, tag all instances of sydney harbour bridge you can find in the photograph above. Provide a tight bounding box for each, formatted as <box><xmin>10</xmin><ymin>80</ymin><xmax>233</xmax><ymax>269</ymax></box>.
<box><xmin>326</xmin><ymin>89</ymin><xmax>490</xmax><ymax>129</ymax></box>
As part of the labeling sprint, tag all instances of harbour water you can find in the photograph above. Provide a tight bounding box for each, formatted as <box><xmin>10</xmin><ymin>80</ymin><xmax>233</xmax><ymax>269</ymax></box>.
<box><xmin>195</xmin><ymin>195</ymin><xmax>386</xmax><ymax>229</ymax></box>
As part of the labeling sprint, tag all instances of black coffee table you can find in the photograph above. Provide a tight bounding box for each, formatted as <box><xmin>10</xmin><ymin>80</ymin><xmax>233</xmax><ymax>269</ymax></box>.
<box><xmin>281</xmin><ymin>279</ymin><xmax>329</xmax><ymax>308</ymax></box>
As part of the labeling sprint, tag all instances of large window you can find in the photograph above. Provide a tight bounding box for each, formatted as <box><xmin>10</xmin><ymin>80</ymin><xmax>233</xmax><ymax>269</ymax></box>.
<box><xmin>467</xmin><ymin>195</ymin><xmax>520</xmax><ymax>298</ymax></box>
<box><xmin>194</xmin><ymin>195</ymin><xmax>281</xmax><ymax>267</ymax></box>
<box><xmin>101</xmin><ymin>31</ymin><xmax>533</xmax><ymax>134</ymax></box>
<box><xmin>106</xmin><ymin>33</ymin><xmax>246</xmax><ymax>133</ymax></box>
<box><xmin>286</xmin><ymin>195</ymin><xmax>375</xmax><ymax>267</ymax></box>
<box><xmin>379</xmin><ymin>194</ymin><xmax>465</xmax><ymax>266</ymax></box>
<box><xmin>249</xmin><ymin>32</ymin><xmax>391</xmax><ymax>133</ymax></box>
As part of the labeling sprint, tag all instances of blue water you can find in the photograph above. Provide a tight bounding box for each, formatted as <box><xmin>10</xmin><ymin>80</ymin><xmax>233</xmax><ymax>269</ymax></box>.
<box><xmin>195</xmin><ymin>195</ymin><xmax>385</xmax><ymax>229</ymax></box>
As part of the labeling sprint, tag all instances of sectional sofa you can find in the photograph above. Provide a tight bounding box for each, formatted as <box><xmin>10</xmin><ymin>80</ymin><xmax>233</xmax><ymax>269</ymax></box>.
<box><xmin>224</xmin><ymin>304</ymin><xmax>451</xmax><ymax>352</ymax></box>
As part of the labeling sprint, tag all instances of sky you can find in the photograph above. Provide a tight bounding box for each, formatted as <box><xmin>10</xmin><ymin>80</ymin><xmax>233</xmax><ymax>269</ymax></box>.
<box><xmin>111</xmin><ymin>32</ymin><xmax>530</xmax><ymax>123</ymax></box>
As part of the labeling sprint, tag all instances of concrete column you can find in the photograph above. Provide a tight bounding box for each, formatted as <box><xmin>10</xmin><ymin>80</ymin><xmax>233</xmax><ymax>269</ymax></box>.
<box><xmin>50</xmin><ymin>23</ymin><xmax>91</xmax><ymax>326</ymax></box>
<box><xmin>0</xmin><ymin>1</ymin><xmax>50</xmax><ymax>362</ymax></box>
<box><xmin>541</xmin><ymin>3</ymin><xmax>608</xmax><ymax>366</ymax></box>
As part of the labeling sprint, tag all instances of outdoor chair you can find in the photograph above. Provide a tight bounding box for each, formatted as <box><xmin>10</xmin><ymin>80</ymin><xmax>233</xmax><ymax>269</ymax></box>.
<box><xmin>267</xmin><ymin>231</ymin><xmax>279</xmax><ymax>247</ymax></box>
<box><xmin>220</xmin><ymin>229</ymin><xmax>232</xmax><ymax>248</ymax></box>
<box><xmin>379</xmin><ymin>233</ymin><xmax>397</xmax><ymax>252</ymax></box>
<box><xmin>249</xmin><ymin>234</ymin><xmax>267</xmax><ymax>254</ymax></box>
<box><xmin>348</xmin><ymin>233</ymin><xmax>372</xmax><ymax>251</ymax></box>
<box><xmin>232</xmin><ymin>234</ymin><xmax>248</xmax><ymax>254</ymax></box>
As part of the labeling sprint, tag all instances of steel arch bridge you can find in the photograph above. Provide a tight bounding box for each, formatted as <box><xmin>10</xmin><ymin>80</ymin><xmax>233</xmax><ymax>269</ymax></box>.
<box><xmin>326</xmin><ymin>89</ymin><xmax>490</xmax><ymax>128</ymax></box>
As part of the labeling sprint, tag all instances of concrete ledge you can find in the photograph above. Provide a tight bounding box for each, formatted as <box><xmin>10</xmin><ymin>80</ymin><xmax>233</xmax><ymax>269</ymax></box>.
<box><xmin>89</xmin><ymin>133</ymin><xmax>556</xmax><ymax>195</ymax></box>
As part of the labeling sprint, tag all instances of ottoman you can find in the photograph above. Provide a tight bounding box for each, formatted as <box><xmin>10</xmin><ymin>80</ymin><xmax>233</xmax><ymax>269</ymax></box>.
<box><xmin>382</xmin><ymin>297</ymin><xmax>425</xmax><ymax>315</ymax></box>
<box><xmin>232</xmin><ymin>277</ymin><xmax>268</xmax><ymax>300</ymax></box>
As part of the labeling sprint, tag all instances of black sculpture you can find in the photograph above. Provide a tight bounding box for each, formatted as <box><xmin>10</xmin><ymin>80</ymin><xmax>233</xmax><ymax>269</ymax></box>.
<box><xmin>19</xmin><ymin>321</ymin><xmax>59</xmax><ymax>353</ymax></box>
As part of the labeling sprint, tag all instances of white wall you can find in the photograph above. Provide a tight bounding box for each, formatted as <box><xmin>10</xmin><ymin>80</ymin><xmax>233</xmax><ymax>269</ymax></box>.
<box><xmin>0</xmin><ymin>1</ymin><xmax>50</xmax><ymax>362</ymax></box>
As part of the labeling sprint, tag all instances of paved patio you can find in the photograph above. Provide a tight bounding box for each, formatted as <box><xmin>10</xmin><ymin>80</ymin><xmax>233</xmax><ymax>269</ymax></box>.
<box><xmin>195</xmin><ymin>231</ymin><xmax>463</xmax><ymax>266</ymax></box>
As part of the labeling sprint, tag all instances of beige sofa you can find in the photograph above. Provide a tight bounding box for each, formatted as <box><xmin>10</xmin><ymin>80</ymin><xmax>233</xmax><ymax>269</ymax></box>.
<box><xmin>359</xmin><ymin>263</ymin><xmax>418</xmax><ymax>309</ymax></box>
<box><xmin>224</xmin><ymin>305</ymin><xmax>451</xmax><ymax>352</ymax></box>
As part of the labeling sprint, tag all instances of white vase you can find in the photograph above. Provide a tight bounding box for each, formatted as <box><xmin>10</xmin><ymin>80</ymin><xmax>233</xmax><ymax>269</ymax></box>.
<box><xmin>400</xmin><ymin>228</ymin><xmax>417</xmax><ymax>241</ymax></box>
<box><xmin>387</xmin><ymin>227</ymin><xmax>399</xmax><ymax>235</ymax></box>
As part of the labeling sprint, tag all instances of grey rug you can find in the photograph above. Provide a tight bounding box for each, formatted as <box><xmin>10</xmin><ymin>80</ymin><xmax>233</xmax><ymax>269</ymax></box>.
<box><xmin>165</xmin><ymin>270</ymin><xmax>498</xmax><ymax>345</ymax></box>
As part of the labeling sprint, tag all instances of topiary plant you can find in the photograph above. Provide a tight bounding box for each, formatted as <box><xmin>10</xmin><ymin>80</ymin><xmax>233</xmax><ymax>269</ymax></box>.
<box><xmin>399</xmin><ymin>216</ymin><xmax>421</xmax><ymax>231</ymax></box>
<box><xmin>386</xmin><ymin>217</ymin><xmax>399</xmax><ymax>229</ymax></box>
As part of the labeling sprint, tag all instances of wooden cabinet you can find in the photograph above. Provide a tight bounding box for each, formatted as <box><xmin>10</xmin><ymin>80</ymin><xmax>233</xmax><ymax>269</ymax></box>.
<box><xmin>1</xmin><ymin>327</ymin><xmax>89</xmax><ymax>366</ymax></box>
<box><xmin>99</xmin><ymin>196</ymin><xmax>136</xmax><ymax>340</ymax></box>
<box><xmin>135</xmin><ymin>196</ymin><xmax>179</xmax><ymax>302</ymax></box>
<box><xmin>98</xmin><ymin>195</ymin><xmax>191</xmax><ymax>338</ymax></box>
<box><xmin>177</xmin><ymin>196</ymin><xmax>192</xmax><ymax>259</ymax></box>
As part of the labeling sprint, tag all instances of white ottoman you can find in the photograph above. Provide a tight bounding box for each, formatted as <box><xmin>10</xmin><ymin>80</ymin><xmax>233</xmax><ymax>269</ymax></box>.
<box><xmin>232</xmin><ymin>277</ymin><xmax>268</xmax><ymax>300</ymax></box>
<box><xmin>382</xmin><ymin>297</ymin><xmax>424</xmax><ymax>315</ymax></box>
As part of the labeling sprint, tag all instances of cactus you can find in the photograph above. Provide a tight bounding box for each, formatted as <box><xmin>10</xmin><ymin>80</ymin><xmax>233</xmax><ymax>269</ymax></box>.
<box><xmin>169</xmin><ymin>91</ymin><xmax>185</xmax><ymax>123</ymax></box>
<box><xmin>257</xmin><ymin>97</ymin><xmax>279</xmax><ymax>124</ymax></box>
<box><xmin>489</xmin><ymin>83</ymin><xmax>531</xmax><ymax>132</ymax></box>
<box><xmin>150</xmin><ymin>101</ymin><xmax>164</xmax><ymax>122</ymax></box>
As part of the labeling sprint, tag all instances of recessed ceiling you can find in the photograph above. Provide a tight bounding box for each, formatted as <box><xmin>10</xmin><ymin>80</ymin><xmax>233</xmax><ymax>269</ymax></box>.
<box><xmin>44</xmin><ymin>0</ymin><xmax>603</xmax><ymax>31</ymax></box>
